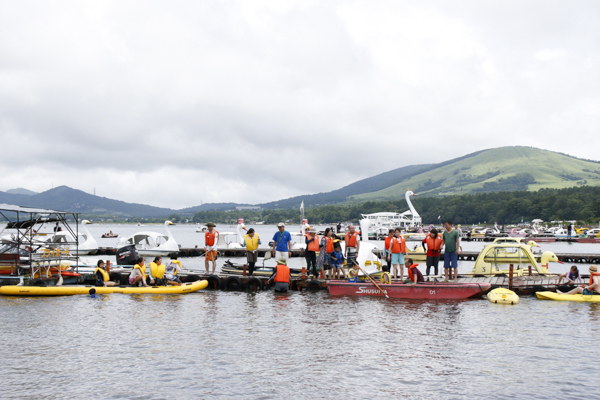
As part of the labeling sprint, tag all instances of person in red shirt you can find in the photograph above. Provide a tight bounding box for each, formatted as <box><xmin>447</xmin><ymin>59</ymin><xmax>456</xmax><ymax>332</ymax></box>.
<box><xmin>422</xmin><ymin>229</ymin><xmax>443</xmax><ymax>276</ymax></box>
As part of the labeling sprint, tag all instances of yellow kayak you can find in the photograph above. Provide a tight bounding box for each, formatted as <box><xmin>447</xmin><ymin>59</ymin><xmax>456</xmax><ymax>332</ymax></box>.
<box><xmin>487</xmin><ymin>288</ymin><xmax>519</xmax><ymax>305</ymax></box>
<box><xmin>536</xmin><ymin>291</ymin><xmax>600</xmax><ymax>303</ymax></box>
<box><xmin>0</xmin><ymin>280</ymin><xmax>208</xmax><ymax>296</ymax></box>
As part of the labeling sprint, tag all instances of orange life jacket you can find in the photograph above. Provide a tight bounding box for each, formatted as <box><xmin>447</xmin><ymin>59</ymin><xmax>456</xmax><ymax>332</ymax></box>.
<box><xmin>589</xmin><ymin>272</ymin><xmax>600</xmax><ymax>286</ymax></box>
<box><xmin>205</xmin><ymin>230</ymin><xmax>218</xmax><ymax>246</ymax></box>
<box><xmin>274</xmin><ymin>264</ymin><xmax>290</xmax><ymax>283</ymax></box>
<box><xmin>345</xmin><ymin>232</ymin><xmax>359</xmax><ymax>248</ymax></box>
<box><xmin>426</xmin><ymin>237</ymin><xmax>443</xmax><ymax>256</ymax></box>
<box><xmin>306</xmin><ymin>234</ymin><xmax>320</xmax><ymax>252</ymax></box>
<box><xmin>408</xmin><ymin>263</ymin><xmax>420</xmax><ymax>281</ymax></box>
<box><xmin>390</xmin><ymin>237</ymin><xmax>406</xmax><ymax>253</ymax></box>
<box><xmin>384</xmin><ymin>236</ymin><xmax>393</xmax><ymax>252</ymax></box>
<box><xmin>324</xmin><ymin>237</ymin><xmax>334</xmax><ymax>253</ymax></box>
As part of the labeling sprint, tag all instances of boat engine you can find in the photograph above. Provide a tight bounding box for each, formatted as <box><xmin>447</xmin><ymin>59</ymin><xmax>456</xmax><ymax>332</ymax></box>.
<box><xmin>115</xmin><ymin>244</ymin><xmax>139</xmax><ymax>265</ymax></box>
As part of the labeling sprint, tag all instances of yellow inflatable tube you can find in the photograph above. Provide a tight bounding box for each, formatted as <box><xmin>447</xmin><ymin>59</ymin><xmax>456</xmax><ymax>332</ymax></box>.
<box><xmin>0</xmin><ymin>280</ymin><xmax>208</xmax><ymax>296</ymax></box>
<box><xmin>487</xmin><ymin>288</ymin><xmax>519</xmax><ymax>305</ymax></box>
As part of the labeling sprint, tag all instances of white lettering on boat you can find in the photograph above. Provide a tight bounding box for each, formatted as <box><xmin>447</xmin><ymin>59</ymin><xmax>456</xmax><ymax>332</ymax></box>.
<box><xmin>430</xmin><ymin>290</ymin><xmax>436</xmax><ymax>295</ymax></box>
<box><xmin>357</xmin><ymin>286</ymin><xmax>388</xmax><ymax>295</ymax></box>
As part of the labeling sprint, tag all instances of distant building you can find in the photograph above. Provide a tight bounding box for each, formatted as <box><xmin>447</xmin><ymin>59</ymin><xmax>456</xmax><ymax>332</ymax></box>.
<box><xmin>236</xmin><ymin>206</ymin><xmax>261</xmax><ymax>211</ymax></box>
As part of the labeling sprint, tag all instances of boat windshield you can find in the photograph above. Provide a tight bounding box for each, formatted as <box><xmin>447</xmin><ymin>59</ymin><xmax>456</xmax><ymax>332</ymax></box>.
<box><xmin>483</xmin><ymin>246</ymin><xmax>533</xmax><ymax>267</ymax></box>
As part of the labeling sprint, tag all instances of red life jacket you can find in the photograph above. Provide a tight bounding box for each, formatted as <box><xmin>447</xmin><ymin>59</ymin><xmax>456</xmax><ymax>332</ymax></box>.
<box><xmin>425</xmin><ymin>237</ymin><xmax>443</xmax><ymax>256</ymax></box>
<box><xmin>345</xmin><ymin>232</ymin><xmax>359</xmax><ymax>248</ymax></box>
<box><xmin>408</xmin><ymin>263</ymin><xmax>420</xmax><ymax>282</ymax></box>
<box><xmin>384</xmin><ymin>236</ymin><xmax>393</xmax><ymax>252</ymax></box>
<box><xmin>205</xmin><ymin>230</ymin><xmax>218</xmax><ymax>246</ymax></box>
<box><xmin>274</xmin><ymin>264</ymin><xmax>290</xmax><ymax>283</ymax></box>
<box><xmin>324</xmin><ymin>237</ymin><xmax>334</xmax><ymax>253</ymax></box>
<box><xmin>307</xmin><ymin>234</ymin><xmax>320</xmax><ymax>252</ymax></box>
<box><xmin>589</xmin><ymin>272</ymin><xmax>600</xmax><ymax>286</ymax></box>
<box><xmin>390</xmin><ymin>237</ymin><xmax>406</xmax><ymax>254</ymax></box>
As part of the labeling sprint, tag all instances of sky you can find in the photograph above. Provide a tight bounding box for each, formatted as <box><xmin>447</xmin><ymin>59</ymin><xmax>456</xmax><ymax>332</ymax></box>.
<box><xmin>1</xmin><ymin>0</ymin><xmax>599</xmax><ymax>209</ymax></box>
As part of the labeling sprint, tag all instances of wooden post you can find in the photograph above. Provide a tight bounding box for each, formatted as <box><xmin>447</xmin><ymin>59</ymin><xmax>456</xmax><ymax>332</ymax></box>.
<box><xmin>106</xmin><ymin>260</ymin><xmax>111</xmax><ymax>273</ymax></box>
<box><xmin>509</xmin><ymin>264</ymin><xmax>514</xmax><ymax>290</ymax></box>
<box><xmin>242</xmin><ymin>264</ymin><xmax>247</xmax><ymax>276</ymax></box>
<box><xmin>528</xmin><ymin>265</ymin><xmax>532</xmax><ymax>276</ymax></box>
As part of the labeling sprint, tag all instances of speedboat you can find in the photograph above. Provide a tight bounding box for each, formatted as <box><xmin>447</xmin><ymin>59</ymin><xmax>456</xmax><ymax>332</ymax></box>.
<box><xmin>40</xmin><ymin>220</ymin><xmax>98</xmax><ymax>255</ymax></box>
<box><xmin>116</xmin><ymin>221</ymin><xmax>178</xmax><ymax>257</ymax></box>
<box><xmin>587</xmin><ymin>228</ymin><xmax>600</xmax><ymax>238</ymax></box>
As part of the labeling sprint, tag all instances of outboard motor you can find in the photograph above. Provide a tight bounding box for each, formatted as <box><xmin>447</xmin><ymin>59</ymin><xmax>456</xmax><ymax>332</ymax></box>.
<box><xmin>115</xmin><ymin>244</ymin><xmax>139</xmax><ymax>265</ymax></box>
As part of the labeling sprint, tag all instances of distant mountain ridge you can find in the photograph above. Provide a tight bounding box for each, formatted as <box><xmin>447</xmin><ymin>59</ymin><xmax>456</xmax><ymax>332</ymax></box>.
<box><xmin>5</xmin><ymin>188</ymin><xmax>37</xmax><ymax>195</ymax></box>
<box><xmin>1</xmin><ymin>146</ymin><xmax>599</xmax><ymax>217</ymax></box>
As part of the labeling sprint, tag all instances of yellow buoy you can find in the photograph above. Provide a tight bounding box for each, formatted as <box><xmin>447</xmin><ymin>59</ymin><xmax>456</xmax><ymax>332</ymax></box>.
<box><xmin>487</xmin><ymin>288</ymin><xmax>519</xmax><ymax>305</ymax></box>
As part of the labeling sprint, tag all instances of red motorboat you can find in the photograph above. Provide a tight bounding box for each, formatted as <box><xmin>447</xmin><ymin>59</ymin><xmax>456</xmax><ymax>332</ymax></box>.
<box><xmin>327</xmin><ymin>281</ymin><xmax>491</xmax><ymax>299</ymax></box>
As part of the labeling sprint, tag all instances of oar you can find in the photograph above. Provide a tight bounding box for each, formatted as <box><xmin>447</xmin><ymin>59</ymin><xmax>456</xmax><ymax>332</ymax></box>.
<box><xmin>358</xmin><ymin>266</ymin><xmax>389</xmax><ymax>299</ymax></box>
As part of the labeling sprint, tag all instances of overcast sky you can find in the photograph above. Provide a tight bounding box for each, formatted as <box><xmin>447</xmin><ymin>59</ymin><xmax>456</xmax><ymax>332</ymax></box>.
<box><xmin>1</xmin><ymin>1</ymin><xmax>599</xmax><ymax>209</ymax></box>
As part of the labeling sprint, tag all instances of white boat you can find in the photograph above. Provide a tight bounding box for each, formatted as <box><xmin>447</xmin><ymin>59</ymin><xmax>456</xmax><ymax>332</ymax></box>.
<box><xmin>217</xmin><ymin>219</ymin><xmax>247</xmax><ymax>249</ymax></box>
<box><xmin>40</xmin><ymin>220</ymin><xmax>98</xmax><ymax>255</ymax></box>
<box><xmin>360</xmin><ymin>191</ymin><xmax>421</xmax><ymax>234</ymax></box>
<box><xmin>116</xmin><ymin>221</ymin><xmax>178</xmax><ymax>257</ymax></box>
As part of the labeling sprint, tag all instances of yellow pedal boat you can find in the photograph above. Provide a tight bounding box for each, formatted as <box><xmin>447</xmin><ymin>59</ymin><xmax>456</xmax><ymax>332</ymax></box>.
<box><xmin>0</xmin><ymin>280</ymin><xmax>208</xmax><ymax>296</ymax></box>
<box><xmin>487</xmin><ymin>288</ymin><xmax>519</xmax><ymax>305</ymax></box>
<box><xmin>536</xmin><ymin>291</ymin><xmax>600</xmax><ymax>303</ymax></box>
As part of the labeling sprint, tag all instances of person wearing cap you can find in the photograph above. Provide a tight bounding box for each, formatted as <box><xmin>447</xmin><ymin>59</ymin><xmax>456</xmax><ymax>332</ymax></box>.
<box><xmin>267</xmin><ymin>259</ymin><xmax>290</xmax><ymax>293</ymax></box>
<box><xmin>241</xmin><ymin>228</ymin><xmax>261</xmax><ymax>276</ymax></box>
<box><xmin>557</xmin><ymin>265</ymin><xmax>600</xmax><ymax>295</ymax></box>
<box><xmin>272</xmin><ymin>223</ymin><xmax>292</xmax><ymax>262</ymax></box>
<box><xmin>204</xmin><ymin>223</ymin><xmax>219</xmax><ymax>275</ymax></box>
<box><xmin>344</xmin><ymin>225</ymin><xmax>361</xmax><ymax>265</ymax></box>
<box><xmin>305</xmin><ymin>227</ymin><xmax>320</xmax><ymax>278</ymax></box>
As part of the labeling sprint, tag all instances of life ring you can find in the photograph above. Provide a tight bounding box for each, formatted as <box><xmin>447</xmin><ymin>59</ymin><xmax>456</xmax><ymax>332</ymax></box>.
<box><xmin>579</xmin><ymin>258</ymin><xmax>587</xmax><ymax>264</ymax></box>
<box><xmin>306</xmin><ymin>280</ymin><xmax>322</xmax><ymax>291</ymax></box>
<box><xmin>246</xmin><ymin>277</ymin><xmax>264</xmax><ymax>291</ymax></box>
<box><xmin>224</xmin><ymin>276</ymin><xmax>243</xmax><ymax>291</ymax></box>
<box><xmin>184</xmin><ymin>274</ymin><xmax>201</xmax><ymax>283</ymax></box>
<box><xmin>206</xmin><ymin>275</ymin><xmax>222</xmax><ymax>290</ymax></box>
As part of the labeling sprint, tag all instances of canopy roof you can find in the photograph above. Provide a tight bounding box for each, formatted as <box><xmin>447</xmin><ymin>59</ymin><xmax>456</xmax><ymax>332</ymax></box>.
<box><xmin>0</xmin><ymin>204</ymin><xmax>76</xmax><ymax>215</ymax></box>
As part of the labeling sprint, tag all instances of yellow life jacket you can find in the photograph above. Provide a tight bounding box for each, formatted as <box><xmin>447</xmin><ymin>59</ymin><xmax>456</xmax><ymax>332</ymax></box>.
<box><xmin>380</xmin><ymin>272</ymin><xmax>391</xmax><ymax>284</ymax></box>
<box><xmin>134</xmin><ymin>263</ymin><xmax>147</xmax><ymax>278</ymax></box>
<box><xmin>169</xmin><ymin>260</ymin><xmax>181</xmax><ymax>275</ymax></box>
<box><xmin>94</xmin><ymin>267</ymin><xmax>110</xmax><ymax>282</ymax></box>
<box><xmin>244</xmin><ymin>234</ymin><xmax>260</xmax><ymax>251</ymax></box>
<box><xmin>149</xmin><ymin>262</ymin><xmax>165</xmax><ymax>279</ymax></box>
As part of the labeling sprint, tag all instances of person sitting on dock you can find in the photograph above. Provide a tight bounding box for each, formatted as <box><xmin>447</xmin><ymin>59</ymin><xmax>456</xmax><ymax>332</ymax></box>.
<box><xmin>557</xmin><ymin>265</ymin><xmax>600</xmax><ymax>295</ymax></box>
<box><xmin>406</xmin><ymin>258</ymin><xmax>424</xmax><ymax>285</ymax></box>
<box><xmin>344</xmin><ymin>225</ymin><xmax>361</xmax><ymax>265</ymax></box>
<box><xmin>347</xmin><ymin>259</ymin><xmax>360</xmax><ymax>283</ymax></box>
<box><xmin>305</xmin><ymin>227</ymin><xmax>320</xmax><ymax>279</ymax></box>
<box><xmin>204</xmin><ymin>222</ymin><xmax>219</xmax><ymax>275</ymax></box>
<box><xmin>241</xmin><ymin>228</ymin><xmax>261</xmax><ymax>276</ymax></box>
<box><xmin>129</xmin><ymin>257</ymin><xmax>149</xmax><ymax>287</ymax></box>
<box><xmin>557</xmin><ymin>266</ymin><xmax>583</xmax><ymax>285</ymax></box>
<box><xmin>164</xmin><ymin>255</ymin><xmax>182</xmax><ymax>286</ymax></box>
<box><xmin>272</xmin><ymin>223</ymin><xmax>292</xmax><ymax>262</ymax></box>
<box><xmin>387</xmin><ymin>228</ymin><xmax>406</xmax><ymax>281</ymax></box>
<box><xmin>95</xmin><ymin>260</ymin><xmax>116</xmax><ymax>287</ymax></box>
<box><xmin>267</xmin><ymin>259</ymin><xmax>290</xmax><ymax>293</ymax></box>
<box><xmin>148</xmin><ymin>257</ymin><xmax>165</xmax><ymax>285</ymax></box>
<box><xmin>422</xmin><ymin>228</ymin><xmax>442</xmax><ymax>276</ymax></box>
<box><xmin>330</xmin><ymin>241</ymin><xmax>346</xmax><ymax>280</ymax></box>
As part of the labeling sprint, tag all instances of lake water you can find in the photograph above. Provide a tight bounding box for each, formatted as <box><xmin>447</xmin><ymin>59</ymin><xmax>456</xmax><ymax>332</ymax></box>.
<box><xmin>1</xmin><ymin>223</ymin><xmax>600</xmax><ymax>398</ymax></box>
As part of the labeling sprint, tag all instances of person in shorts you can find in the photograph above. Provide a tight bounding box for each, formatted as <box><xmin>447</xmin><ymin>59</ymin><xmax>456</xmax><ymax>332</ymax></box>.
<box><xmin>272</xmin><ymin>223</ymin><xmax>292</xmax><ymax>262</ymax></box>
<box><xmin>330</xmin><ymin>242</ymin><xmax>346</xmax><ymax>280</ymax></box>
<box><xmin>441</xmin><ymin>220</ymin><xmax>460</xmax><ymax>282</ymax></box>
<box><xmin>204</xmin><ymin>222</ymin><xmax>219</xmax><ymax>274</ymax></box>
<box><xmin>387</xmin><ymin>228</ymin><xmax>406</xmax><ymax>281</ymax></box>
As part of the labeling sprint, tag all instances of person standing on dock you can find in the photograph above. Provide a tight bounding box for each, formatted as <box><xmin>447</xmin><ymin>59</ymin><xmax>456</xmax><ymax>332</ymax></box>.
<box><xmin>383</xmin><ymin>229</ymin><xmax>394</xmax><ymax>272</ymax></box>
<box><xmin>422</xmin><ymin>229</ymin><xmax>442</xmax><ymax>276</ymax></box>
<box><xmin>272</xmin><ymin>223</ymin><xmax>292</xmax><ymax>262</ymax></box>
<box><xmin>242</xmin><ymin>228</ymin><xmax>261</xmax><ymax>276</ymax></box>
<box><xmin>567</xmin><ymin>223</ymin><xmax>573</xmax><ymax>239</ymax></box>
<box><xmin>387</xmin><ymin>228</ymin><xmax>406</xmax><ymax>281</ymax></box>
<box><xmin>204</xmin><ymin>223</ymin><xmax>219</xmax><ymax>275</ymax></box>
<box><xmin>441</xmin><ymin>220</ymin><xmax>460</xmax><ymax>282</ymax></box>
<box><xmin>267</xmin><ymin>260</ymin><xmax>291</xmax><ymax>292</ymax></box>
<box><xmin>320</xmin><ymin>228</ymin><xmax>335</xmax><ymax>279</ymax></box>
<box><xmin>344</xmin><ymin>225</ymin><xmax>360</xmax><ymax>265</ymax></box>
<box><xmin>305</xmin><ymin>227</ymin><xmax>320</xmax><ymax>278</ymax></box>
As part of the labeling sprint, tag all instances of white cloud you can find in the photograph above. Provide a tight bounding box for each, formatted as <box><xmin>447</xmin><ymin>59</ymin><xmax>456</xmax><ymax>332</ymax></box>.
<box><xmin>1</xmin><ymin>0</ymin><xmax>599</xmax><ymax>208</ymax></box>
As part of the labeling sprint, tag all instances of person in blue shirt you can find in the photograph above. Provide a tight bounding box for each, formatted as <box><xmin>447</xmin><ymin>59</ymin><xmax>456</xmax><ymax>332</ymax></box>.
<box><xmin>330</xmin><ymin>242</ymin><xmax>346</xmax><ymax>280</ymax></box>
<box><xmin>272</xmin><ymin>222</ymin><xmax>292</xmax><ymax>262</ymax></box>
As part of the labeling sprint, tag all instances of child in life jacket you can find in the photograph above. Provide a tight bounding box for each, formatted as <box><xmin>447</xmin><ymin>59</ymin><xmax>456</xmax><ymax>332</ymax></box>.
<box><xmin>347</xmin><ymin>259</ymin><xmax>360</xmax><ymax>283</ymax></box>
<box><xmin>330</xmin><ymin>242</ymin><xmax>346</xmax><ymax>280</ymax></box>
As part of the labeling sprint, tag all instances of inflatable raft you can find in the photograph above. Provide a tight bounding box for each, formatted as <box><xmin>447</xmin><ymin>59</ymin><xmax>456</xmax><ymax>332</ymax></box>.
<box><xmin>0</xmin><ymin>280</ymin><xmax>208</xmax><ymax>296</ymax></box>
<box><xmin>536</xmin><ymin>291</ymin><xmax>600</xmax><ymax>303</ymax></box>
<box><xmin>487</xmin><ymin>288</ymin><xmax>519</xmax><ymax>305</ymax></box>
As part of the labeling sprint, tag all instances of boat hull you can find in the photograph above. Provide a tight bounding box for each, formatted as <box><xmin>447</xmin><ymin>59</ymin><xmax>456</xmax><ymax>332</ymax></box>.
<box><xmin>0</xmin><ymin>280</ymin><xmax>208</xmax><ymax>296</ymax></box>
<box><xmin>327</xmin><ymin>281</ymin><xmax>490</xmax><ymax>299</ymax></box>
<box><xmin>536</xmin><ymin>291</ymin><xmax>600</xmax><ymax>302</ymax></box>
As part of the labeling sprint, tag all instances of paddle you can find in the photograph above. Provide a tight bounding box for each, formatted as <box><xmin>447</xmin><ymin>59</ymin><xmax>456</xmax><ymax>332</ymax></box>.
<box><xmin>358</xmin><ymin>266</ymin><xmax>389</xmax><ymax>299</ymax></box>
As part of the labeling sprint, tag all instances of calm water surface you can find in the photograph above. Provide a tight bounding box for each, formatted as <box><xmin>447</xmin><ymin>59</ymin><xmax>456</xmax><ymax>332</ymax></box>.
<box><xmin>1</xmin><ymin>291</ymin><xmax>600</xmax><ymax>399</ymax></box>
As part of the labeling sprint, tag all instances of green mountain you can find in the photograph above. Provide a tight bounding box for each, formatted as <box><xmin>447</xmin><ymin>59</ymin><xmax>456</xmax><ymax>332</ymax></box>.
<box><xmin>349</xmin><ymin>146</ymin><xmax>600</xmax><ymax>202</ymax></box>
